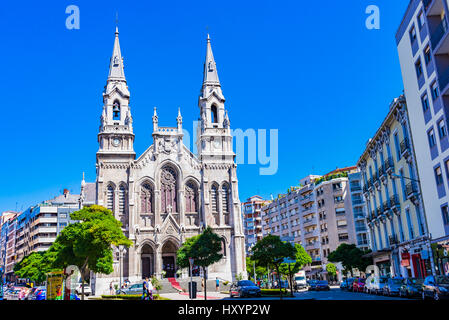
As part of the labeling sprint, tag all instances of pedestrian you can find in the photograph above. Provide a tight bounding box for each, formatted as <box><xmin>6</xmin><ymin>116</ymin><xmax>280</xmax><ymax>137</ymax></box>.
<box><xmin>109</xmin><ymin>282</ymin><xmax>114</xmax><ymax>295</ymax></box>
<box><xmin>147</xmin><ymin>278</ymin><xmax>154</xmax><ymax>300</ymax></box>
<box><xmin>215</xmin><ymin>277</ymin><xmax>219</xmax><ymax>292</ymax></box>
<box><xmin>142</xmin><ymin>277</ymin><xmax>150</xmax><ymax>300</ymax></box>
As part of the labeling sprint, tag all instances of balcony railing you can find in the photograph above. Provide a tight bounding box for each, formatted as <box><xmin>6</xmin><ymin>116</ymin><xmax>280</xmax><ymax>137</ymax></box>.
<box><xmin>406</xmin><ymin>181</ymin><xmax>419</xmax><ymax>196</ymax></box>
<box><xmin>400</xmin><ymin>137</ymin><xmax>411</xmax><ymax>156</ymax></box>
<box><xmin>431</xmin><ymin>17</ymin><xmax>449</xmax><ymax>50</ymax></box>
<box><xmin>385</xmin><ymin>157</ymin><xmax>394</xmax><ymax>173</ymax></box>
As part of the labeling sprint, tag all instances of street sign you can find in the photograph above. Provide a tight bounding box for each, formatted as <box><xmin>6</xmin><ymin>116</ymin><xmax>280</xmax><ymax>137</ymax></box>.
<box><xmin>188</xmin><ymin>257</ymin><xmax>194</xmax><ymax>266</ymax></box>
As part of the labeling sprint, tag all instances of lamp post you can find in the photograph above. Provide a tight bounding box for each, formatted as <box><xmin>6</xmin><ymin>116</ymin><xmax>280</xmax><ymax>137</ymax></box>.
<box><xmin>188</xmin><ymin>257</ymin><xmax>194</xmax><ymax>300</ymax></box>
<box><xmin>118</xmin><ymin>245</ymin><xmax>126</xmax><ymax>293</ymax></box>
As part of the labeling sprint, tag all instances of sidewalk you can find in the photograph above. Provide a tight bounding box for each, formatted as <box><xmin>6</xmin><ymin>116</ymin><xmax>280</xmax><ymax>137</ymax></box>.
<box><xmin>159</xmin><ymin>291</ymin><xmax>228</xmax><ymax>300</ymax></box>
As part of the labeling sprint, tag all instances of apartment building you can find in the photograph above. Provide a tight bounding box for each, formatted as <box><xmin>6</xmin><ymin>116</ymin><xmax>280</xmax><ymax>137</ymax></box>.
<box><xmin>261</xmin><ymin>169</ymin><xmax>361</xmax><ymax>280</ymax></box>
<box><xmin>396</xmin><ymin>0</ymin><xmax>449</xmax><ymax>276</ymax></box>
<box><xmin>242</xmin><ymin>195</ymin><xmax>270</xmax><ymax>255</ymax></box>
<box><xmin>348</xmin><ymin>172</ymin><xmax>371</xmax><ymax>251</ymax></box>
<box><xmin>358</xmin><ymin>95</ymin><xmax>431</xmax><ymax>278</ymax></box>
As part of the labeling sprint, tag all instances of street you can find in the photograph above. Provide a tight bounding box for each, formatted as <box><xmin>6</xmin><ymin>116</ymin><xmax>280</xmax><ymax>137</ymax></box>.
<box><xmin>222</xmin><ymin>287</ymin><xmax>407</xmax><ymax>301</ymax></box>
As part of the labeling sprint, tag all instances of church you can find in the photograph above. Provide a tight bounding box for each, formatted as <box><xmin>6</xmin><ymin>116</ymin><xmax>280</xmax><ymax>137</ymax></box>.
<box><xmin>92</xmin><ymin>28</ymin><xmax>246</xmax><ymax>294</ymax></box>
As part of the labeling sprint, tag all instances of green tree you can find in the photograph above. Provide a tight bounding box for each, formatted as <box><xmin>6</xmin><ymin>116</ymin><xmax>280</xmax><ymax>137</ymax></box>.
<box><xmin>14</xmin><ymin>250</ymin><xmax>58</xmax><ymax>284</ymax></box>
<box><xmin>246</xmin><ymin>256</ymin><xmax>267</xmax><ymax>282</ymax></box>
<box><xmin>279</xmin><ymin>244</ymin><xmax>311</xmax><ymax>297</ymax></box>
<box><xmin>176</xmin><ymin>226</ymin><xmax>223</xmax><ymax>300</ymax></box>
<box><xmin>327</xmin><ymin>244</ymin><xmax>371</xmax><ymax>277</ymax></box>
<box><xmin>50</xmin><ymin>205</ymin><xmax>132</xmax><ymax>300</ymax></box>
<box><xmin>251</xmin><ymin>235</ymin><xmax>296</xmax><ymax>299</ymax></box>
<box><xmin>326</xmin><ymin>263</ymin><xmax>337</xmax><ymax>282</ymax></box>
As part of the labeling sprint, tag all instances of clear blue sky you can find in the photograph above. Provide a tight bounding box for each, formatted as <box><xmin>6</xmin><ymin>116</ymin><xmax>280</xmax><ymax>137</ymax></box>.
<box><xmin>0</xmin><ymin>0</ymin><xmax>409</xmax><ymax>213</ymax></box>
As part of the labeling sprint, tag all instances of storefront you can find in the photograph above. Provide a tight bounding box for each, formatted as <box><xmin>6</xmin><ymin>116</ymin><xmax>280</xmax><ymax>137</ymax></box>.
<box><xmin>367</xmin><ymin>250</ymin><xmax>392</xmax><ymax>277</ymax></box>
<box><xmin>432</xmin><ymin>236</ymin><xmax>449</xmax><ymax>276</ymax></box>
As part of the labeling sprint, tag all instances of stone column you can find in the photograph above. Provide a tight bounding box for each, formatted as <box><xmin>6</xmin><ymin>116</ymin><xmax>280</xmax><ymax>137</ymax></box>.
<box><xmin>218</xmin><ymin>188</ymin><xmax>224</xmax><ymax>226</ymax></box>
<box><xmin>154</xmin><ymin>190</ymin><xmax>161</xmax><ymax>225</ymax></box>
<box><xmin>155</xmin><ymin>245</ymin><xmax>163</xmax><ymax>279</ymax></box>
<box><xmin>179</xmin><ymin>189</ymin><xmax>185</xmax><ymax>226</ymax></box>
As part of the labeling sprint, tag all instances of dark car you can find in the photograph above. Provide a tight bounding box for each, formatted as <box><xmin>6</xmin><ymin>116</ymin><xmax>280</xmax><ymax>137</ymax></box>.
<box><xmin>383</xmin><ymin>278</ymin><xmax>403</xmax><ymax>296</ymax></box>
<box><xmin>230</xmin><ymin>280</ymin><xmax>261</xmax><ymax>298</ymax></box>
<box><xmin>399</xmin><ymin>278</ymin><xmax>423</xmax><ymax>298</ymax></box>
<box><xmin>353</xmin><ymin>278</ymin><xmax>366</xmax><ymax>293</ymax></box>
<box><xmin>117</xmin><ymin>283</ymin><xmax>144</xmax><ymax>295</ymax></box>
<box><xmin>307</xmin><ymin>280</ymin><xmax>319</xmax><ymax>291</ymax></box>
<box><xmin>315</xmin><ymin>280</ymin><xmax>330</xmax><ymax>291</ymax></box>
<box><xmin>340</xmin><ymin>279</ymin><xmax>349</xmax><ymax>290</ymax></box>
<box><xmin>346</xmin><ymin>278</ymin><xmax>356</xmax><ymax>292</ymax></box>
<box><xmin>422</xmin><ymin>275</ymin><xmax>449</xmax><ymax>300</ymax></box>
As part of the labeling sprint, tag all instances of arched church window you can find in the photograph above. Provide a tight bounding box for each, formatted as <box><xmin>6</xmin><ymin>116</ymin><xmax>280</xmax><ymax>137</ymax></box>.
<box><xmin>211</xmin><ymin>105</ymin><xmax>218</xmax><ymax>124</ymax></box>
<box><xmin>118</xmin><ymin>185</ymin><xmax>127</xmax><ymax>215</ymax></box>
<box><xmin>141</xmin><ymin>183</ymin><xmax>154</xmax><ymax>213</ymax></box>
<box><xmin>113</xmin><ymin>100</ymin><xmax>121</xmax><ymax>120</ymax></box>
<box><xmin>185</xmin><ymin>181</ymin><xmax>198</xmax><ymax>213</ymax></box>
<box><xmin>221</xmin><ymin>183</ymin><xmax>230</xmax><ymax>214</ymax></box>
<box><xmin>220</xmin><ymin>238</ymin><xmax>227</xmax><ymax>258</ymax></box>
<box><xmin>106</xmin><ymin>185</ymin><xmax>115</xmax><ymax>212</ymax></box>
<box><xmin>211</xmin><ymin>184</ymin><xmax>219</xmax><ymax>213</ymax></box>
<box><xmin>161</xmin><ymin>166</ymin><xmax>177</xmax><ymax>213</ymax></box>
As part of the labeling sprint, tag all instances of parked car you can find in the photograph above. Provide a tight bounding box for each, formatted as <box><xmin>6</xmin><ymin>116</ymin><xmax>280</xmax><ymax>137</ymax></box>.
<box><xmin>307</xmin><ymin>280</ymin><xmax>319</xmax><ymax>291</ymax></box>
<box><xmin>340</xmin><ymin>279</ymin><xmax>349</xmax><ymax>290</ymax></box>
<box><xmin>422</xmin><ymin>275</ymin><xmax>449</xmax><ymax>300</ymax></box>
<box><xmin>75</xmin><ymin>284</ymin><xmax>92</xmax><ymax>296</ymax></box>
<box><xmin>28</xmin><ymin>286</ymin><xmax>46</xmax><ymax>300</ymax></box>
<box><xmin>18</xmin><ymin>287</ymin><xmax>31</xmax><ymax>300</ymax></box>
<box><xmin>117</xmin><ymin>282</ymin><xmax>144</xmax><ymax>295</ymax></box>
<box><xmin>314</xmin><ymin>280</ymin><xmax>330</xmax><ymax>291</ymax></box>
<box><xmin>346</xmin><ymin>278</ymin><xmax>356</xmax><ymax>292</ymax></box>
<box><xmin>230</xmin><ymin>280</ymin><xmax>261</xmax><ymax>298</ymax></box>
<box><xmin>368</xmin><ymin>276</ymin><xmax>388</xmax><ymax>295</ymax></box>
<box><xmin>383</xmin><ymin>278</ymin><xmax>403</xmax><ymax>296</ymax></box>
<box><xmin>4</xmin><ymin>288</ymin><xmax>20</xmax><ymax>300</ymax></box>
<box><xmin>399</xmin><ymin>278</ymin><xmax>423</xmax><ymax>298</ymax></box>
<box><xmin>352</xmin><ymin>278</ymin><xmax>366</xmax><ymax>293</ymax></box>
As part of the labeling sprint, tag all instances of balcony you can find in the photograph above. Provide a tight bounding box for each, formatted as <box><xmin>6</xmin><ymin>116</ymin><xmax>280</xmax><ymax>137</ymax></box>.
<box><xmin>400</xmin><ymin>137</ymin><xmax>412</xmax><ymax>162</ymax></box>
<box><xmin>373</xmin><ymin>173</ymin><xmax>380</xmax><ymax>189</ymax></box>
<box><xmin>305</xmin><ymin>241</ymin><xmax>320</xmax><ymax>250</ymax></box>
<box><xmin>367</xmin><ymin>178</ymin><xmax>374</xmax><ymax>192</ymax></box>
<box><xmin>300</xmin><ymin>194</ymin><xmax>314</xmax><ymax>205</ymax></box>
<box><xmin>389</xmin><ymin>234</ymin><xmax>399</xmax><ymax>246</ymax></box>
<box><xmin>350</xmin><ymin>185</ymin><xmax>362</xmax><ymax>192</ymax></box>
<box><xmin>385</xmin><ymin>157</ymin><xmax>394</xmax><ymax>175</ymax></box>
<box><xmin>379</xmin><ymin>165</ymin><xmax>387</xmax><ymax>184</ymax></box>
<box><xmin>303</xmin><ymin>218</ymin><xmax>317</xmax><ymax>228</ymax></box>
<box><xmin>431</xmin><ymin>16</ymin><xmax>449</xmax><ymax>54</ymax></box>
<box><xmin>406</xmin><ymin>181</ymin><xmax>420</xmax><ymax>205</ymax></box>
<box><xmin>389</xmin><ymin>195</ymin><xmax>401</xmax><ymax>215</ymax></box>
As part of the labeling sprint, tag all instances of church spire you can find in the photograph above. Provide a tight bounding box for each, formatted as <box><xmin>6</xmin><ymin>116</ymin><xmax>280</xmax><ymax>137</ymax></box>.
<box><xmin>108</xmin><ymin>27</ymin><xmax>126</xmax><ymax>82</ymax></box>
<box><xmin>201</xmin><ymin>34</ymin><xmax>221</xmax><ymax>95</ymax></box>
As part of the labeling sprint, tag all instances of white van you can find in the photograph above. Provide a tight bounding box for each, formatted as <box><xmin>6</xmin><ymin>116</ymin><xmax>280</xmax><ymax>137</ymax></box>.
<box><xmin>294</xmin><ymin>271</ymin><xmax>307</xmax><ymax>290</ymax></box>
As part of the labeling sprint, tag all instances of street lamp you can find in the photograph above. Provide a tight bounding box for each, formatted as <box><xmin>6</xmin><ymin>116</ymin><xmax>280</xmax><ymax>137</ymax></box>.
<box><xmin>118</xmin><ymin>245</ymin><xmax>126</xmax><ymax>293</ymax></box>
<box><xmin>188</xmin><ymin>257</ymin><xmax>194</xmax><ymax>300</ymax></box>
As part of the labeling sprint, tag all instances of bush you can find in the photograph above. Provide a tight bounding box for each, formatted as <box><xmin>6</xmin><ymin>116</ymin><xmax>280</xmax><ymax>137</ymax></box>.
<box><xmin>261</xmin><ymin>289</ymin><xmax>288</xmax><ymax>296</ymax></box>
<box><xmin>101</xmin><ymin>294</ymin><xmax>170</xmax><ymax>300</ymax></box>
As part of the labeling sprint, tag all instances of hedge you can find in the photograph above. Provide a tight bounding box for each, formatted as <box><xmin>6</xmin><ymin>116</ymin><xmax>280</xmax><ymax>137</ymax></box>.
<box><xmin>261</xmin><ymin>289</ymin><xmax>289</xmax><ymax>296</ymax></box>
<box><xmin>101</xmin><ymin>294</ymin><xmax>170</xmax><ymax>300</ymax></box>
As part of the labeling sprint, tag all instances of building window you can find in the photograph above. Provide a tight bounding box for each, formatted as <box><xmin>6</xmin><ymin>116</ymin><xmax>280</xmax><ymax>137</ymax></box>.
<box><xmin>442</xmin><ymin>205</ymin><xmax>449</xmax><ymax>225</ymax></box>
<box><xmin>435</xmin><ymin>166</ymin><xmax>444</xmax><ymax>186</ymax></box>
<box><xmin>221</xmin><ymin>183</ymin><xmax>230</xmax><ymax>214</ymax></box>
<box><xmin>141</xmin><ymin>183</ymin><xmax>154</xmax><ymax>213</ymax></box>
<box><xmin>106</xmin><ymin>185</ymin><xmax>115</xmax><ymax>212</ymax></box>
<box><xmin>418</xmin><ymin>11</ymin><xmax>425</xmax><ymax>30</ymax></box>
<box><xmin>185</xmin><ymin>181</ymin><xmax>198</xmax><ymax>213</ymax></box>
<box><xmin>415</xmin><ymin>58</ymin><xmax>423</xmax><ymax>78</ymax></box>
<box><xmin>431</xmin><ymin>81</ymin><xmax>440</xmax><ymax>100</ymax></box>
<box><xmin>118</xmin><ymin>185</ymin><xmax>127</xmax><ymax>216</ymax></box>
<box><xmin>421</xmin><ymin>93</ymin><xmax>430</xmax><ymax>112</ymax></box>
<box><xmin>211</xmin><ymin>184</ymin><xmax>219</xmax><ymax>213</ymax></box>
<box><xmin>394</xmin><ymin>133</ymin><xmax>401</xmax><ymax>161</ymax></box>
<box><xmin>424</xmin><ymin>45</ymin><xmax>432</xmax><ymax>65</ymax></box>
<box><xmin>438</xmin><ymin>119</ymin><xmax>447</xmax><ymax>139</ymax></box>
<box><xmin>405</xmin><ymin>209</ymin><xmax>415</xmax><ymax>240</ymax></box>
<box><xmin>211</xmin><ymin>105</ymin><xmax>218</xmax><ymax>124</ymax></box>
<box><xmin>160</xmin><ymin>166</ymin><xmax>178</xmax><ymax>213</ymax></box>
<box><xmin>428</xmin><ymin>128</ymin><xmax>436</xmax><ymax>148</ymax></box>
<box><xmin>409</xmin><ymin>25</ymin><xmax>417</xmax><ymax>43</ymax></box>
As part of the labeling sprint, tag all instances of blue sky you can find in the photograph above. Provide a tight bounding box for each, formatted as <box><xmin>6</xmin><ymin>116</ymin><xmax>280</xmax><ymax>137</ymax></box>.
<box><xmin>0</xmin><ymin>0</ymin><xmax>409</xmax><ymax>213</ymax></box>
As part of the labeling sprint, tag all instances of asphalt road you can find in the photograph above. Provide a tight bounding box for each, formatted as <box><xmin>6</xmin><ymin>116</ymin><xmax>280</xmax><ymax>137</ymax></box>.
<box><xmin>222</xmin><ymin>288</ymin><xmax>410</xmax><ymax>300</ymax></box>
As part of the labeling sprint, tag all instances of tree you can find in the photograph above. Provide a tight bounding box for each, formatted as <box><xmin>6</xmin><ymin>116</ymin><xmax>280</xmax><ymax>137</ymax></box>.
<box><xmin>176</xmin><ymin>226</ymin><xmax>223</xmax><ymax>300</ymax></box>
<box><xmin>50</xmin><ymin>205</ymin><xmax>132</xmax><ymax>300</ymax></box>
<box><xmin>246</xmin><ymin>256</ymin><xmax>267</xmax><ymax>282</ymax></box>
<box><xmin>14</xmin><ymin>250</ymin><xmax>57</xmax><ymax>284</ymax></box>
<box><xmin>251</xmin><ymin>235</ymin><xmax>296</xmax><ymax>299</ymax></box>
<box><xmin>279</xmin><ymin>244</ymin><xmax>311</xmax><ymax>297</ymax></box>
<box><xmin>327</xmin><ymin>243</ymin><xmax>371</xmax><ymax>277</ymax></box>
<box><xmin>326</xmin><ymin>263</ymin><xmax>337</xmax><ymax>282</ymax></box>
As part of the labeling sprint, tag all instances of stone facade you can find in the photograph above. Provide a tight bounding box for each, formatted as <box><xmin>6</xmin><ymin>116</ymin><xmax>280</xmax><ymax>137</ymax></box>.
<box><xmin>93</xmin><ymin>29</ymin><xmax>246</xmax><ymax>294</ymax></box>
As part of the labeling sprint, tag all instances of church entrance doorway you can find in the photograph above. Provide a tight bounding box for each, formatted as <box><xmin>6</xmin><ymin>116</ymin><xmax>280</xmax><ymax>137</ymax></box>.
<box><xmin>162</xmin><ymin>240</ymin><xmax>178</xmax><ymax>278</ymax></box>
<box><xmin>141</xmin><ymin>244</ymin><xmax>154</xmax><ymax>279</ymax></box>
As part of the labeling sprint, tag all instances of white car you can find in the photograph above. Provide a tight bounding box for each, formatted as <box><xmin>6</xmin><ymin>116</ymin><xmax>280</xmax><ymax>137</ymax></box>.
<box><xmin>75</xmin><ymin>284</ymin><xmax>92</xmax><ymax>296</ymax></box>
<box><xmin>367</xmin><ymin>276</ymin><xmax>388</xmax><ymax>294</ymax></box>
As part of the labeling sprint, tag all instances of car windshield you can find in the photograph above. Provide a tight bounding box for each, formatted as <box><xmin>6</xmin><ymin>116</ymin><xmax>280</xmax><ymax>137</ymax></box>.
<box><xmin>391</xmin><ymin>279</ymin><xmax>403</xmax><ymax>284</ymax></box>
<box><xmin>295</xmin><ymin>276</ymin><xmax>305</xmax><ymax>281</ymax></box>
<box><xmin>379</xmin><ymin>277</ymin><xmax>387</xmax><ymax>283</ymax></box>
<box><xmin>238</xmin><ymin>280</ymin><xmax>255</xmax><ymax>286</ymax></box>
<box><xmin>409</xmin><ymin>278</ymin><xmax>423</xmax><ymax>285</ymax></box>
<box><xmin>436</xmin><ymin>276</ymin><xmax>449</xmax><ymax>284</ymax></box>
<box><xmin>318</xmin><ymin>281</ymin><xmax>328</xmax><ymax>285</ymax></box>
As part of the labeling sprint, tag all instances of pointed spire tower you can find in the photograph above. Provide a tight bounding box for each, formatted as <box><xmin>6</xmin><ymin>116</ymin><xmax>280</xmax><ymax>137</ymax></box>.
<box><xmin>196</xmin><ymin>34</ymin><xmax>234</xmax><ymax>163</ymax></box>
<box><xmin>97</xmin><ymin>27</ymin><xmax>135</xmax><ymax>158</ymax></box>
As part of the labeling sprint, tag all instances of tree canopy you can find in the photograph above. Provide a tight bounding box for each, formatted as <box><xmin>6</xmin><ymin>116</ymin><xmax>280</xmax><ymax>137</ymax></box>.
<box><xmin>327</xmin><ymin>243</ymin><xmax>371</xmax><ymax>275</ymax></box>
<box><xmin>13</xmin><ymin>249</ymin><xmax>59</xmax><ymax>284</ymax></box>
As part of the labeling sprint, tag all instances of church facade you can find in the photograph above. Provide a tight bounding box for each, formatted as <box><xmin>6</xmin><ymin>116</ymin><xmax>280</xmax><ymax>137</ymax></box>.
<box><xmin>93</xmin><ymin>28</ymin><xmax>246</xmax><ymax>293</ymax></box>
